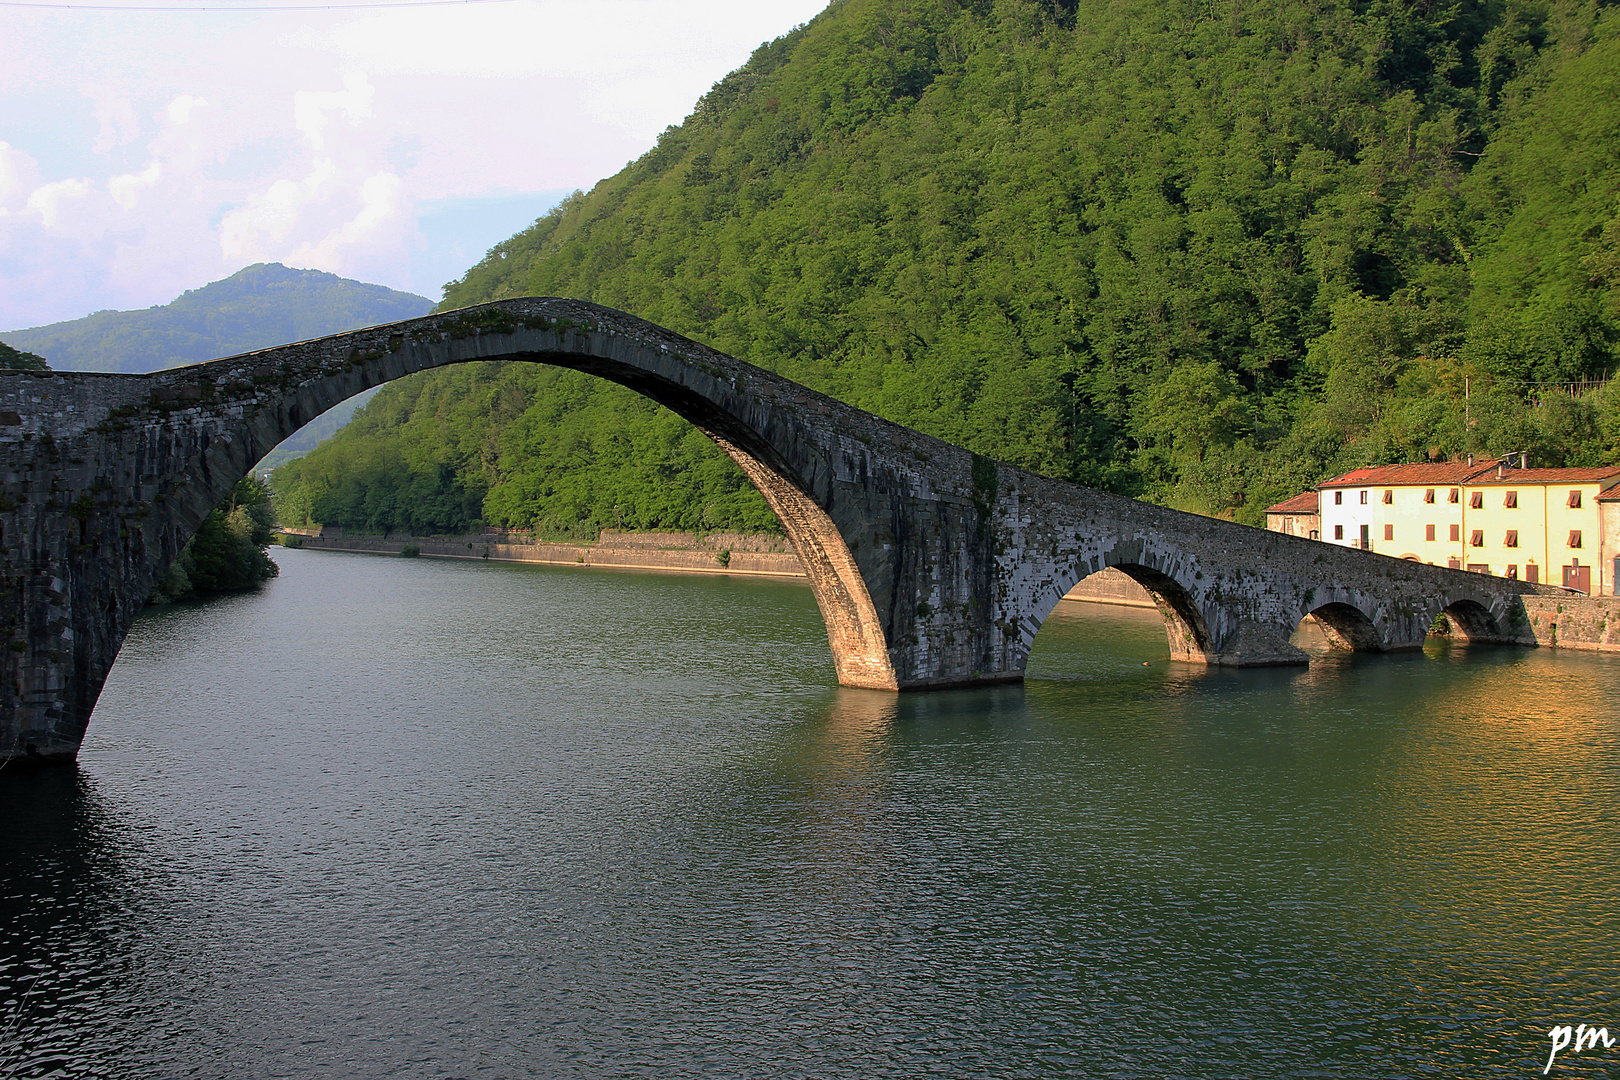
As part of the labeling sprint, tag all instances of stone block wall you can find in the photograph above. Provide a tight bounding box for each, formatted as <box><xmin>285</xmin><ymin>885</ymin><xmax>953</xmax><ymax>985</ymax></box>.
<box><xmin>1519</xmin><ymin>595</ymin><xmax>1620</xmax><ymax>653</ymax></box>
<box><xmin>1060</xmin><ymin>567</ymin><xmax>1156</xmax><ymax>608</ymax></box>
<box><xmin>290</xmin><ymin>532</ymin><xmax>806</xmax><ymax>578</ymax></box>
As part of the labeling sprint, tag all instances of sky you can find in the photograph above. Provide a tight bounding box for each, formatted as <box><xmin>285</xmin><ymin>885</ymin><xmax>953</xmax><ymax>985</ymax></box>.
<box><xmin>0</xmin><ymin>0</ymin><xmax>829</xmax><ymax>330</ymax></box>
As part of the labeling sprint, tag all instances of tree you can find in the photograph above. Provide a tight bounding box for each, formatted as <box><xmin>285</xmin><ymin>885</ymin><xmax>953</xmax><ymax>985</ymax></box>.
<box><xmin>151</xmin><ymin>478</ymin><xmax>280</xmax><ymax>602</ymax></box>
<box><xmin>0</xmin><ymin>342</ymin><xmax>48</xmax><ymax>370</ymax></box>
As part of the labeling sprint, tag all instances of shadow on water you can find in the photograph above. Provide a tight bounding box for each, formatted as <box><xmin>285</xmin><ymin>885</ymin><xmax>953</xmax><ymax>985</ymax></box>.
<box><xmin>0</xmin><ymin>767</ymin><xmax>170</xmax><ymax>1079</ymax></box>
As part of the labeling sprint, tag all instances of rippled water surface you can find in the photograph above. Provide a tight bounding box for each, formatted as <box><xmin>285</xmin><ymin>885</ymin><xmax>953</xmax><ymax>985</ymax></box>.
<box><xmin>3</xmin><ymin>548</ymin><xmax>1618</xmax><ymax>1078</ymax></box>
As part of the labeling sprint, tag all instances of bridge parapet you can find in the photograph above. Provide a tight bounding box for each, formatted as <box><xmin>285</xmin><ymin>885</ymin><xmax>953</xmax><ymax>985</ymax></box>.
<box><xmin>0</xmin><ymin>299</ymin><xmax>1549</xmax><ymax>764</ymax></box>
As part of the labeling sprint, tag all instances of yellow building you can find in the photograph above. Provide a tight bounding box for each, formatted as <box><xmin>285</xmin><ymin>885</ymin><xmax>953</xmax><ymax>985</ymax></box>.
<box><xmin>1291</xmin><ymin>460</ymin><xmax>1620</xmax><ymax>594</ymax></box>
<box><xmin>1316</xmin><ymin>459</ymin><xmax>1502</xmax><ymax>565</ymax></box>
<box><xmin>1461</xmin><ymin>466</ymin><xmax>1620</xmax><ymax>592</ymax></box>
<box><xmin>1602</xmin><ymin>483</ymin><xmax>1620</xmax><ymax>596</ymax></box>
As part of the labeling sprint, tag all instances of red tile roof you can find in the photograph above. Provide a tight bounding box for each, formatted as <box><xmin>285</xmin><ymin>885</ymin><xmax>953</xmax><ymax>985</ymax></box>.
<box><xmin>1318</xmin><ymin>460</ymin><xmax>1502</xmax><ymax>487</ymax></box>
<box><xmin>1469</xmin><ymin>466</ymin><xmax>1620</xmax><ymax>485</ymax></box>
<box><xmin>1601</xmin><ymin>482</ymin><xmax>1620</xmax><ymax>502</ymax></box>
<box><xmin>1264</xmin><ymin>491</ymin><xmax>1319</xmax><ymax>514</ymax></box>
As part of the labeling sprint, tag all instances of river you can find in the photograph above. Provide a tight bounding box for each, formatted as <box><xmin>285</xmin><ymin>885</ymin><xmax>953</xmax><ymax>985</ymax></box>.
<box><xmin>2</xmin><ymin>547</ymin><xmax>1617</xmax><ymax>1078</ymax></box>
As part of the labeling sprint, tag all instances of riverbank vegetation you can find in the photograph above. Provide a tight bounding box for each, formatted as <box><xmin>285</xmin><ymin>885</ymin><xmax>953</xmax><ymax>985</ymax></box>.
<box><xmin>273</xmin><ymin>0</ymin><xmax>1620</xmax><ymax>533</ymax></box>
<box><xmin>150</xmin><ymin>478</ymin><xmax>280</xmax><ymax>603</ymax></box>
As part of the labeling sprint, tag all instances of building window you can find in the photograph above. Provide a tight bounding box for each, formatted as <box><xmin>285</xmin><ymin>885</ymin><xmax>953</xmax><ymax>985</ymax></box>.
<box><xmin>1568</xmin><ymin>490</ymin><xmax>1583</xmax><ymax>508</ymax></box>
<box><xmin>1468</xmin><ymin>564</ymin><xmax>1490</xmax><ymax>574</ymax></box>
<box><xmin>1471</xmin><ymin>530</ymin><xmax>1485</xmax><ymax>547</ymax></box>
<box><xmin>1334</xmin><ymin>491</ymin><xmax>1343</xmax><ymax>505</ymax></box>
<box><xmin>1448</xmin><ymin>557</ymin><xmax>1461</xmax><ymax>569</ymax></box>
<box><xmin>1449</xmin><ymin>488</ymin><xmax>1459</xmax><ymax>503</ymax></box>
<box><xmin>1504</xmin><ymin>491</ymin><xmax>1518</xmax><ymax>508</ymax></box>
<box><xmin>1507</xmin><ymin>565</ymin><xmax>1518</xmax><ymax>579</ymax></box>
<box><xmin>1384</xmin><ymin>524</ymin><xmax>1394</xmax><ymax>540</ymax></box>
<box><xmin>1424</xmin><ymin>488</ymin><xmax>1435</xmax><ymax>504</ymax></box>
<box><xmin>1360</xmin><ymin>490</ymin><xmax>1368</xmax><ymax>504</ymax></box>
<box><xmin>1526</xmin><ymin>563</ymin><xmax>1539</xmax><ymax>583</ymax></box>
<box><xmin>1334</xmin><ymin>524</ymin><xmax>1344</xmax><ymax>540</ymax></box>
<box><xmin>1470</xmin><ymin>491</ymin><xmax>1484</xmax><ymax>508</ymax></box>
<box><xmin>1425</xmin><ymin>524</ymin><xmax>1436</xmax><ymax>541</ymax></box>
<box><xmin>1309</xmin><ymin>530</ymin><xmax>1320</xmax><ymax>540</ymax></box>
<box><xmin>1383</xmin><ymin>489</ymin><xmax>1393</xmax><ymax>504</ymax></box>
<box><xmin>1505</xmin><ymin>530</ymin><xmax>1519</xmax><ymax>547</ymax></box>
<box><xmin>1449</xmin><ymin>524</ymin><xmax>1461</xmax><ymax>542</ymax></box>
<box><xmin>1569</xmin><ymin>530</ymin><xmax>1583</xmax><ymax>548</ymax></box>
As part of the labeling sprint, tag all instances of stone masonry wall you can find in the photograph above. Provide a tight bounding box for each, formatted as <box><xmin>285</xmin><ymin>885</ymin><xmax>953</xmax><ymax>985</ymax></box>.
<box><xmin>291</xmin><ymin>531</ymin><xmax>805</xmax><ymax>578</ymax></box>
<box><xmin>1520</xmin><ymin>595</ymin><xmax>1620</xmax><ymax>653</ymax></box>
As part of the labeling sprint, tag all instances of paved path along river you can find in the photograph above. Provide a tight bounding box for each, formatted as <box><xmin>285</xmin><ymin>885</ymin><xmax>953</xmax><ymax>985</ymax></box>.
<box><xmin>1</xmin><ymin>548</ymin><xmax>1617</xmax><ymax>1077</ymax></box>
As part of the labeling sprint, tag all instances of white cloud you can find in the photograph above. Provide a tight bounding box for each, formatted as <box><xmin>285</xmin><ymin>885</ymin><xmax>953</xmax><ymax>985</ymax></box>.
<box><xmin>89</xmin><ymin>92</ymin><xmax>142</xmax><ymax>155</ymax></box>
<box><xmin>0</xmin><ymin>143</ymin><xmax>41</xmax><ymax>211</ymax></box>
<box><xmin>0</xmin><ymin>1</ymin><xmax>832</xmax><ymax>327</ymax></box>
<box><xmin>166</xmin><ymin>94</ymin><xmax>209</xmax><ymax>126</ymax></box>
<box><xmin>219</xmin><ymin>156</ymin><xmax>340</xmax><ymax>260</ymax></box>
<box><xmin>343</xmin><ymin>170</ymin><xmax>402</xmax><ymax>239</ymax></box>
<box><xmin>109</xmin><ymin>161</ymin><xmax>164</xmax><ymax>210</ymax></box>
<box><xmin>289</xmin><ymin>169</ymin><xmax>406</xmax><ymax>270</ymax></box>
<box><xmin>26</xmin><ymin>178</ymin><xmax>94</xmax><ymax>228</ymax></box>
<box><xmin>292</xmin><ymin>71</ymin><xmax>373</xmax><ymax>151</ymax></box>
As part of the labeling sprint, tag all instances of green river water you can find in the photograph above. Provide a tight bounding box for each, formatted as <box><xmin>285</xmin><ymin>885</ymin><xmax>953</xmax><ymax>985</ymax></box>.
<box><xmin>1</xmin><ymin>547</ymin><xmax>1616</xmax><ymax>1078</ymax></box>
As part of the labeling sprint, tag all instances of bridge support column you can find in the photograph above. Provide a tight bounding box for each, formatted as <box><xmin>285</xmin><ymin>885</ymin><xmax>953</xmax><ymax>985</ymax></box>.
<box><xmin>1199</xmin><ymin>619</ymin><xmax>1310</xmax><ymax>667</ymax></box>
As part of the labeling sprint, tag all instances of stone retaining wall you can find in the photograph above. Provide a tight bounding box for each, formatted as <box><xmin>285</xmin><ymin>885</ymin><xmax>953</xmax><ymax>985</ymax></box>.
<box><xmin>287</xmin><ymin>532</ymin><xmax>805</xmax><ymax>578</ymax></box>
<box><xmin>1058</xmin><ymin>567</ymin><xmax>1157</xmax><ymax>608</ymax></box>
<box><xmin>1519</xmin><ymin>595</ymin><xmax>1620</xmax><ymax>653</ymax></box>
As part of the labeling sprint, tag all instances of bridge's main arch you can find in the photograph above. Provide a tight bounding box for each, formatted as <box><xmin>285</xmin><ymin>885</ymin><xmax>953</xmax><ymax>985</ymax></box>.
<box><xmin>0</xmin><ymin>299</ymin><xmax>1548</xmax><ymax>764</ymax></box>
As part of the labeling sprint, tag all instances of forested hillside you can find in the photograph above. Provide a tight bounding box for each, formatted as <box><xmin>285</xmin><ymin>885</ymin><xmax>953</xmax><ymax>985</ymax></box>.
<box><xmin>2</xmin><ymin>263</ymin><xmax>432</xmax><ymax>374</ymax></box>
<box><xmin>273</xmin><ymin>0</ymin><xmax>1620</xmax><ymax>537</ymax></box>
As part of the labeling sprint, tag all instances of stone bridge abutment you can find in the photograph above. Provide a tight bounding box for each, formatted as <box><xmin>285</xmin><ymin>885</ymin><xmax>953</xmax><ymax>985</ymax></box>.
<box><xmin>0</xmin><ymin>298</ymin><xmax>1553</xmax><ymax>764</ymax></box>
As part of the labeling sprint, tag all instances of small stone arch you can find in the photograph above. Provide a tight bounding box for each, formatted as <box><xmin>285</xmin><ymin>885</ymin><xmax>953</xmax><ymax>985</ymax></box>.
<box><xmin>1439</xmin><ymin>598</ymin><xmax>1503</xmax><ymax>642</ymax></box>
<box><xmin>1305</xmin><ymin>601</ymin><xmax>1382</xmax><ymax>652</ymax></box>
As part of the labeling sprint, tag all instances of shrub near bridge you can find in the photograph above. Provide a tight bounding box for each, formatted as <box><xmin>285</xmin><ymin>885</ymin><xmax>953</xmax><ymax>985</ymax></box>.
<box><xmin>150</xmin><ymin>478</ymin><xmax>280</xmax><ymax>603</ymax></box>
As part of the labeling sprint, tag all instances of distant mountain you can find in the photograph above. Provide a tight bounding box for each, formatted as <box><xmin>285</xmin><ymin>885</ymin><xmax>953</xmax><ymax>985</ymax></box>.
<box><xmin>0</xmin><ymin>263</ymin><xmax>434</xmax><ymax>374</ymax></box>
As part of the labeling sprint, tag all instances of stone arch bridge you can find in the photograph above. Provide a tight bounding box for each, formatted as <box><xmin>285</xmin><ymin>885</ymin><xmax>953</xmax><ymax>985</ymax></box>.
<box><xmin>0</xmin><ymin>299</ymin><xmax>1550</xmax><ymax>764</ymax></box>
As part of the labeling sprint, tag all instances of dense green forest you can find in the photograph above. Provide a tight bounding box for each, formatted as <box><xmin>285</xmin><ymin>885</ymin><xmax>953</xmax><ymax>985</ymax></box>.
<box><xmin>274</xmin><ymin>0</ymin><xmax>1620</xmax><ymax>536</ymax></box>
<box><xmin>0</xmin><ymin>342</ymin><xmax>47</xmax><ymax>370</ymax></box>
<box><xmin>149</xmin><ymin>478</ymin><xmax>280</xmax><ymax>603</ymax></box>
<box><xmin>254</xmin><ymin>387</ymin><xmax>381</xmax><ymax>474</ymax></box>
<box><xmin>1</xmin><ymin>263</ymin><xmax>432</xmax><ymax>374</ymax></box>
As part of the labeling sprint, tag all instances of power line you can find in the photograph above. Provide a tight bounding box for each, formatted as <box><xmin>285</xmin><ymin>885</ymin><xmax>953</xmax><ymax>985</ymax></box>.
<box><xmin>1</xmin><ymin>0</ymin><xmax>516</xmax><ymax>10</ymax></box>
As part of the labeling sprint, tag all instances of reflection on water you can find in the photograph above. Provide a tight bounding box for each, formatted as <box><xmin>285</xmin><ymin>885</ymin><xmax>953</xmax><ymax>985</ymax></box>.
<box><xmin>0</xmin><ymin>554</ymin><xmax>1616</xmax><ymax>1078</ymax></box>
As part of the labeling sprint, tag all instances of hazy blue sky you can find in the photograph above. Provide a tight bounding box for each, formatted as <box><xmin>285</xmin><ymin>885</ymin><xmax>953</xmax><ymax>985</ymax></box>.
<box><xmin>0</xmin><ymin>0</ymin><xmax>827</xmax><ymax>328</ymax></box>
